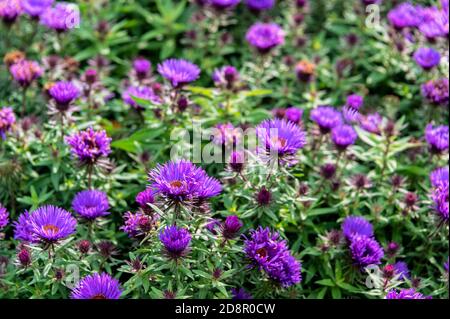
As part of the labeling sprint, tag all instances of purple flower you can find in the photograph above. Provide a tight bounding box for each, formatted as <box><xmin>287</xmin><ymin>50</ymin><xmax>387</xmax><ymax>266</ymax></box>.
<box><xmin>343</xmin><ymin>95</ymin><xmax>363</xmax><ymax>123</ymax></box>
<box><xmin>0</xmin><ymin>205</ymin><xmax>9</xmax><ymax>229</ymax></box>
<box><xmin>246</xmin><ymin>22</ymin><xmax>285</xmax><ymax>53</ymax></box>
<box><xmin>9</xmin><ymin>60</ymin><xmax>43</xmax><ymax>87</ymax></box>
<box><xmin>122</xmin><ymin>85</ymin><xmax>161</xmax><ymax>110</ymax></box>
<box><xmin>29</xmin><ymin>205</ymin><xmax>77</xmax><ymax>244</ymax></box>
<box><xmin>360</xmin><ymin>113</ymin><xmax>382</xmax><ymax>135</ymax></box>
<box><xmin>72</xmin><ymin>190</ymin><xmax>110</xmax><ymax>220</ymax></box>
<box><xmin>212</xmin><ymin>123</ymin><xmax>241</xmax><ymax>146</ymax></box>
<box><xmin>256</xmin><ymin>119</ymin><xmax>307</xmax><ymax>160</ymax></box>
<box><xmin>49</xmin><ymin>81</ymin><xmax>80</xmax><ymax>110</ymax></box>
<box><xmin>0</xmin><ymin>107</ymin><xmax>16</xmax><ymax>140</ymax></box>
<box><xmin>310</xmin><ymin>106</ymin><xmax>342</xmax><ymax>133</ymax></box>
<box><xmin>13</xmin><ymin>211</ymin><xmax>38</xmax><ymax>243</ymax></box>
<box><xmin>0</xmin><ymin>0</ymin><xmax>22</xmax><ymax>23</ymax></box>
<box><xmin>349</xmin><ymin>235</ymin><xmax>384</xmax><ymax>268</ymax></box>
<box><xmin>65</xmin><ymin>127</ymin><xmax>112</xmax><ymax>165</ymax></box>
<box><xmin>40</xmin><ymin>2</ymin><xmax>80</xmax><ymax>32</ymax></box>
<box><xmin>331</xmin><ymin>125</ymin><xmax>358</xmax><ymax>150</ymax></box>
<box><xmin>205</xmin><ymin>219</ymin><xmax>221</xmax><ymax>235</ymax></box>
<box><xmin>431</xmin><ymin>183</ymin><xmax>449</xmax><ymax>223</ymax></box>
<box><xmin>21</xmin><ymin>0</ymin><xmax>54</xmax><ymax>18</ymax></box>
<box><xmin>132</xmin><ymin>58</ymin><xmax>151</xmax><ymax>79</ymax></box>
<box><xmin>136</xmin><ymin>188</ymin><xmax>155</xmax><ymax>209</ymax></box>
<box><xmin>212</xmin><ymin>66</ymin><xmax>240</xmax><ymax>89</ymax></box>
<box><xmin>430</xmin><ymin>167</ymin><xmax>449</xmax><ymax>188</ymax></box>
<box><xmin>159</xmin><ymin>225</ymin><xmax>191</xmax><ymax>259</ymax></box>
<box><xmin>245</xmin><ymin>0</ymin><xmax>275</xmax><ymax>11</ymax></box>
<box><xmin>421</xmin><ymin>78</ymin><xmax>449</xmax><ymax>106</ymax></box>
<box><xmin>387</xmin><ymin>3</ymin><xmax>422</xmax><ymax>29</ymax></box>
<box><xmin>196</xmin><ymin>175</ymin><xmax>222</xmax><ymax>200</ymax></box>
<box><xmin>157</xmin><ymin>59</ymin><xmax>200</xmax><ymax>88</ymax></box>
<box><xmin>221</xmin><ymin>215</ymin><xmax>243</xmax><ymax>240</ymax></box>
<box><xmin>121</xmin><ymin>211</ymin><xmax>154</xmax><ymax>238</ymax></box>
<box><xmin>231</xmin><ymin>288</ymin><xmax>253</xmax><ymax>299</ymax></box>
<box><xmin>209</xmin><ymin>0</ymin><xmax>240</xmax><ymax>9</ymax></box>
<box><xmin>425</xmin><ymin>124</ymin><xmax>449</xmax><ymax>153</ymax></box>
<box><xmin>342</xmin><ymin>216</ymin><xmax>374</xmax><ymax>240</ymax></box>
<box><xmin>385</xmin><ymin>288</ymin><xmax>431</xmax><ymax>299</ymax></box>
<box><xmin>346</xmin><ymin>94</ymin><xmax>364</xmax><ymax>110</ymax></box>
<box><xmin>244</xmin><ymin>227</ymin><xmax>302</xmax><ymax>287</ymax></box>
<box><xmin>394</xmin><ymin>261</ymin><xmax>410</xmax><ymax>280</ymax></box>
<box><xmin>71</xmin><ymin>273</ymin><xmax>122</xmax><ymax>299</ymax></box>
<box><xmin>285</xmin><ymin>107</ymin><xmax>303</xmax><ymax>124</ymax></box>
<box><xmin>413</xmin><ymin>48</ymin><xmax>441</xmax><ymax>70</ymax></box>
<box><xmin>418</xmin><ymin>8</ymin><xmax>448</xmax><ymax>39</ymax></box>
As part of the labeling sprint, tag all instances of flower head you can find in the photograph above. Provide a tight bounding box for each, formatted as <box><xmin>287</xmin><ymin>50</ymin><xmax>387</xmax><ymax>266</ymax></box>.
<box><xmin>13</xmin><ymin>211</ymin><xmax>38</xmax><ymax>243</ymax></box>
<box><xmin>122</xmin><ymin>85</ymin><xmax>161</xmax><ymax>110</ymax></box>
<box><xmin>342</xmin><ymin>216</ymin><xmax>374</xmax><ymax>240</ymax></box>
<box><xmin>159</xmin><ymin>225</ymin><xmax>191</xmax><ymax>259</ymax></box>
<box><xmin>421</xmin><ymin>78</ymin><xmax>449</xmax><ymax>106</ymax></box>
<box><xmin>212</xmin><ymin>66</ymin><xmax>240</xmax><ymax>89</ymax></box>
<box><xmin>387</xmin><ymin>3</ymin><xmax>422</xmax><ymax>29</ymax></box>
<box><xmin>385</xmin><ymin>288</ymin><xmax>431</xmax><ymax>299</ymax></box>
<box><xmin>9</xmin><ymin>60</ymin><xmax>43</xmax><ymax>87</ymax></box>
<box><xmin>231</xmin><ymin>288</ymin><xmax>253</xmax><ymax>300</ymax></box>
<box><xmin>221</xmin><ymin>215</ymin><xmax>243</xmax><ymax>240</ymax></box>
<box><xmin>65</xmin><ymin>127</ymin><xmax>112</xmax><ymax>165</ymax></box>
<box><xmin>0</xmin><ymin>205</ymin><xmax>9</xmax><ymax>229</ymax></box>
<box><xmin>21</xmin><ymin>0</ymin><xmax>54</xmax><ymax>18</ymax></box>
<box><xmin>331</xmin><ymin>125</ymin><xmax>358</xmax><ymax>150</ymax></box>
<box><xmin>413</xmin><ymin>48</ymin><xmax>441</xmax><ymax>70</ymax></box>
<box><xmin>0</xmin><ymin>0</ymin><xmax>22</xmax><ymax>23</ymax></box>
<box><xmin>132</xmin><ymin>58</ymin><xmax>151</xmax><ymax>79</ymax></box>
<box><xmin>0</xmin><ymin>107</ymin><xmax>16</xmax><ymax>140</ymax></box>
<box><xmin>285</xmin><ymin>107</ymin><xmax>303</xmax><ymax>124</ymax></box>
<box><xmin>71</xmin><ymin>273</ymin><xmax>122</xmax><ymax>299</ymax></box>
<box><xmin>394</xmin><ymin>261</ymin><xmax>410</xmax><ymax>280</ymax></box>
<box><xmin>245</xmin><ymin>0</ymin><xmax>275</xmax><ymax>11</ymax></box>
<box><xmin>209</xmin><ymin>0</ymin><xmax>240</xmax><ymax>9</ymax></box>
<box><xmin>360</xmin><ymin>113</ymin><xmax>383</xmax><ymax>135</ymax></box>
<box><xmin>72</xmin><ymin>190</ymin><xmax>110</xmax><ymax>220</ymax></box>
<box><xmin>157</xmin><ymin>59</ymin><xmax>200</xmax><ymax>88</ymax></box>
<box><xmin>349</xmin><ymin>235</ymin><xmax>384</xmax><ymax>268</ymax></box>
<box><xmin>49</xmin><ymin>81</ymin><xmax>80</xmax><ymax>110</ymax></box>
<box><xmin>310</xmin><ymin>106</ymin><xmax>342</xmax><ymax>133</ymax></box>
<box><xmin>430</xmin><ymin>167</ymin><xmax>449</xmax><ymax>188</ymax></box>
<box><xmin>40</xmin><ymin>2</ymin><xmax>80</xmax><ymax>32</ymax></box>
<box><xmin>431</xmin><ymin>183</ymin><xmax>449</xmax><ymax>223</ymax></box>
<box><xmin>246</xmin><ymin>23</ymin><xmax>285</xmax><ymax>53</ymax></box>
<box><xmin>425</xmin><ymin>124</ymin><xmax>449</xmax><ymax>154</ymax></box>
<box><xmin>121</xmin><ymin>211</ymin><xmax>155</xmax><ymax>238</ymax></box>
<box><xmin>136</xmin><ymin>188</ymin><xmax>155</xmax><ymax>209</ymax></box>
<box><xmin>346</xmin><ymin>94</ymin><xmax>364</xmax><ymax>110</ymax></box>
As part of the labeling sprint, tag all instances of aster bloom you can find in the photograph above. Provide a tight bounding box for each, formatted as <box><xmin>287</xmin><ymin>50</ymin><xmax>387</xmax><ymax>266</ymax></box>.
<box><xmin>331</xmin><ymin>125</ymin><xmax>358</xmax><ymax>150</ymax></box>
<box><xmin>29</xmin><ymin>205</ymin><xmax>77</xmax><ymax>244</ymax></box>
<box><xmin>132</xmin><ymin>58</ymin><xmax>151</xmax><ymax>79</ymax></box>
<box><xmin>418</xmin><ymin>8</ymin><xmax>448</xmax><ymax>39</ymax></box>
<box><xmin>387</xmin><ymin>3</ymin><xmax>422</xmax><ymax>29</ymax></box>
<box><xmin>349</xmin><ymin>235</ymin><xmax>384</xmax><ymax>268</ymax></box>
<box><xmin>13</xmin><ymin>211</ymin><xmax>38</xmax><ymax>243</ymax></box>
<box><xmin>310</xmin><ymin>106</ymin><xmax>342</xmax><ymax>133</ymax></box>
<box><xmin>421</xmin><ymin>78</ymin><xmax>449</xmax><ymax>106</ymax></box>
<box><xmin>425</xmin><ymin>124</ymin><xmax>449</xmax><ymax>154</ymax></box>
<box><xmin>285</xmin><ymin>107</ymin><xmax>303</xmax><ymax>124</ymax></box>
<box><xmin>212</xmin><ymin>123</ymin><xmax>241</xmax><ymax>146</ymax></box>
<box><xmin>394</xmin><ymin>261</ymin><xmax>410</xmax><ymax>280</ymax></box>
<box><xmin>0</xmin><ymin>107</ymin><xmax>15</xmax><ymax>140</ymax></box>
<box><xmin>245</xmin><ymin>0</ymin><xmax>275</xmax><ymax>12</ymax></box>
<box><xmin>212</xmin><ymin>66</ymin><xmax>240</xmax><ymax>89</ymax></box>
<box><xmin>245</xmin><ymin>23</ymin><xmax>285</xmax><ymax>54</ymax></box>
<box><xmin>244</xmin><ymin>227</ymin><xmax>301</xmax><ymax>287</ymax></box>
<box><xmin>360</xmin><ymin>113</ymin><xmax>383</xmax><ymax>135</ymax></box>
<box><xmin>9</xmin><ymin>60</ymin><xmax>43</xmax><ymax>87</ymax></box>
<box><xmin>231</xmin><ymin>288</ymin><xmax>253</xmax><ymax>300</ymax></box>
<box><xmin>65</xmin><ymin>127</ymin><xmax>112</xmax><ymax>165</ymax></box>
<box><xmin>196</xmin><ymin>175</ymin><xmax>222</xmax><ymax>200</ymax></box>
<box><xmin>157</xmin><ymin>59</ymin><xmax>200</xmax><ymax>88</ymax></box>
<box><xmin>221</xmin><ymin>215</ymin><xmax>243</xmax><ymax>240</ymax></box>
<box><xmin>256</xmin><ymin>119</ymin><xmax>307</xmax><ymax>162</ymax></box>
<box><xmin>21</xmin><ymin>0</ymin><xmax>54</xmax><ymax>18</ymax></box>
<box><xmin>0</xmin><ymin>205</ymin><xmax>9</xmax><ymax>229</ymax></box>
<box><xmin>0</xmin><ymin>0</ymin><xmax>22</xmax><ymax>23</ymax></box>
<box><xmin>122</xmin><ymin>85</ymin><xmax>161</xmax><ymax>110</ymax></box>
<box><xmin>431</xmin><ymin>183</ymin><xmax>449</xmax><ymax>223</ymax></box>
<box><xmin>343</xmin><ymin>95</ymin><xmax>363</xmax><ymax>123</ymax></box>
<box><xmin>430</xmin><ymin>167</ymin><xmax>449</xmax><ymax>187</ymax></box>
<box><xmin>413</xmin><ymin>48</ymin><xmax>441</xmax><ymax>70</ymax></box>
<box><xmin>40</xmin><ymin>2</ymin><xmax>80</xmax><ymax>32</ymax></box>
<box><xmin>342</xmin><ymin>216</ymin><xmax>374</xmax><ymax>240</ymax></box>
<box><xmin>136</xmin><ymin>188</ymin><xmax>155</xmax><ymax>210</ymax></box>
<box><xmin>49</xmin><ymin>81</ymin><xmax>80</xmax><ymax>111</ymax></box>
<box><xmin>159</xmin><ymin>225</ymin><xmax>191</xmax><ymax>259</ymax></box>
<box><xmin>229</xmin><ymin>151</ymin><xmax>245</xmax><ymax>173</ymax></box>
<box><xmin>205</xmin><ymin>219</ymin><xmax>221</xmax><ymax>235</ymax></box>
<box><xmin>71</xmin><ymin>273</ymin><xmax>122</xmax><ymax>299</ymax></box>
<box><xmin>72</xmin><ymin>190</ymin><xmax>110</xmax><ymax>220</ymax></box>
<box><xmin>121</xmin><ymin>211</ymin><xmax>155</xmax><ymax>238</ymax></box>
<box><xmin>209</xmin><ymin>0</ymin><xmax>240</xmax><ymax>9</ymax></box>
<box><xmin>385</xmin><ymin>288</ymin><xmax>431</xmax><ymax>299</ymax></box>
<box><xmin>346</xmin><ymin>94</ymin><xmax>364</xmax><ymax>110</ymax></box>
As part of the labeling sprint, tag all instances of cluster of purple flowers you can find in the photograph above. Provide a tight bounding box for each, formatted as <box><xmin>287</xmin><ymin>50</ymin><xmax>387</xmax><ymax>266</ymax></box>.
<box><xmin>0</xmin><ymin>107</ymin><xmax>16</xmax><ymax>140</ymax></box>
<box><xmin>244</xmin><ymin>227</ymin><xmax>302</xmax><ymax>287</ymax></box>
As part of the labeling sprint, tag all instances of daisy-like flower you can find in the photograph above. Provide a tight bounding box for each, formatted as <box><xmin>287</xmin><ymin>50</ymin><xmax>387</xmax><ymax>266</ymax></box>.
<box><xmin>285</xmin><ymin>107</ymin><xmax>303</xmax><ymax>125</ymax></box>
<box><xmin>331</xmin><ymin>125</ymin><xmax>358</xmax><ymax>150</ymax></box>
<box><xmin>421</xmin><ymin>78</ymin><xmax>449</xmax><ymax>106</ymax></box>
<box><xmin>341</xmin><ymin>216</ymin><xmax>374</xmax><ymax>240</ymax></box>
<box><xmin>121</xmin><ymin>211</ymin><xmax>155</xmax><ymax>238</ymax></box>
<box><xmin>72</xmin><ymin>190</ymin><xmax>110</xmax><ymax>220</ymax></box>
<box><xmin>65</xmin><ymin>127</ymin><xmax>112</xmax><ymax>165</ymax></box>
<box><xmin>0</xmin><ymin>0</ymin><xmax>22</xmax><ymax>23</ymax></box>
<box><xmin>0</xmin><ymin>107</ymin><xmax>15</xmax><ymax>140</ymax></box>
<box><xmin>245</xmin><ymin>22</ymin><xmax>285</xmax><ymax>53</ymax></box>
<box><xmin>157</xmin><ymin>58</ymin><xmax>200</xmax><ymax>88</ymax></box>
<box><xmin>40</xmin><ymin>2</ymin><xmax>80</xmax><ymax>32</ymax></box>
<box><xmin>360</xmin><ymin>113</ymin><xmax>382</xmax><ymax>135</ymax></box>
<box><xmin>21</xmin><ymin>0</ymin><xmax>54</xmax><ymax>18</ymax></box>
<box><xmin>385</xmin><ymin>288</ymin><xmax>431</xmax><ymax>299</ymax></box>
<box><xmin>310</xmin><ymin>106</ymin><xmax>342</xmax><ymax>133</ymax></box>
<box><xmin>413</xmin><ymin>48</ymin><xmax>441</xmax><ymax>70</ymax></box>
<box><xmin>425</xmin><ymin>124</ymin><xmax>449</xmax><ymax>154</ymax></box>
<box><xmin>159</xmin><ymin>225</ymin><xmax>192</xmax><ymax>260</ymax></box>
<box><xmin>132</xmin><ymin>58</ymin><xmax>152</xmax><ymax>80</ymax></box>
<box><xmin>256</xmin><ymin>119</ymin><xmax>306</xmax><ymax>163</ymax></box>
<box><xmin>71</xmin><ymin>273</ymin><xmax>122</xmax><ymax>299</ymax></box>
<box><xmin>430</xmin><ymin>167</ymin><xmax>449</xmax><ymax>188</ymax></box>
<box><xmin>13</xmin><ymin>211</ymin><xmax>38</xmax><ymax>243</ymax></box>
<box><xmin>349</xmin><ymin>235</ymin><xmax>384</xmax><ymax>268</ymax></box>
<box><xmin>211</xmin><ymin>123</ymin><xmax>241</xmax><ymax>146</ymax></box>
<box><xmin>48</xmin><ymin>81</ymin><xmax>80</xmax><ymax>111</ymax></box>
<box><xmin>0</xmin><ymin>205</ymin><xmax>9</xmax><ymax>229</ymax></box>
<box><xmin>29</xmin><ymin>205</ymin><xmax>77</xmax><ymax>244</ymax></box>
<box><xmin>135</xmin><ymin>188</ymin><xmax>156</xmax><ymax>210</ymax></box>
<box><xmin>122</xmin><ymin>85</ymin><xmax>161</xmax><ymax>110</ymax></box>
<box><xmin>9</xmin><ymin>60</ymin><xmax>43</xmax><ymax>88</ymax></box>
<box><xmin>387</xmin><ymin>3</ymin><xmax>422</xmax><ymax>29</ymax></box>
<box><xmin>245</xmin><ymin>0</ymin><xmax>275</xmax><ymax>12</ymax></box>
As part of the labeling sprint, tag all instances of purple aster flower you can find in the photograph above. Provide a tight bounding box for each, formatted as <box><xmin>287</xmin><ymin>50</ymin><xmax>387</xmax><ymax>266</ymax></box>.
<box><xmin>285</xmin><ymin>107</ymin><xmax>303</xmax><ymax>124</ymax></box>
<box><xmin>211</xmin><ymin>123</ymin><xmax>241</xmax><ymax>146</ymax></box>
<box><xmin>13</xmin><ymin>211</ymin><xmax>38</xmax><ymax>243</ymax></box>
<box><xmin>387</xmin><ymin>3</ymin><xmax>422</xmax><ymax>29</ymax></box>
<box><xmin>0</xmin><ymin>0</ymin><xmax>22</xmax><ymax>23</ymax></box>
<box><xmin>346</xmin><ymin>94</ymin><xmax>364</xmax><ymax>110</ymax></box>
<box><xmin>49</xmin><ymin>81</ymin><xmax>80</xmax><ymax>110</ymax></box>
<box><xmin>212</xmin><ymin>66</ymin><xmax>240</xmax><ymax>89</ymax></box>
<box><xmin>221</xmin><ymin>215</ymin><xmax>243</xmax><ymax>240</ymax></box>
<box><xmin>229</xmin><ymin>151</ymin><xmax>245</xmax><ymax>173</ymax></box>
<box><xmin>0</xmin><ymin>107</ymin><xmax>16</xmax><ymax>140</ymax></box>
<box><xmin>343</xmin><ymin>95</ymin><xmax>363</xmax><ymax>124</ymax></box>
<box><xmin>244</xmin><ymin>227</ymin><xmax>302</xmax><ymax>287</ymax></box>
<box><xmin>9</xmin><ymin>60</ymin><xmax>43</xmax><ymax>87</ymax></box>
<box><xmin>310</xmin><ymin>106</ymin><xmax>342</xmax><ymax>133</ymax></box>
<box><xmin>0</xmin><ymin>205</ymin><xmax>9</xmax><ymax>229</ymax></box>
<box><xmin>231</xmin><ymin>288</ymin><xmax>253</xmax><ymax>300</ymax></box>
<box><xmin>430</xmin><ymin>167</ymin><xmax>449</xmax><ymax>188</ymax></box>
<box><xmin>421</xmin><ymin>78</ymin><xmax>449</xmax><ymax>106</ymax></box>
<box><xmin>209</xmin><ymin>0</ymin><xmax>240</xmax><ymax>9</ymax></box>
<box><xmin>245</xmin><ymin>22</ymin><xmax>285</xmax><ymax>54</ymax></box>
<box><xmin>413</xmin><ymin>48</ymin><xmax>441</xmax><ymax>70</ymax></box>
<box><xmin>120</xmin><ymin>211</ymin><xmax>154</xmax><ymax>238</ymax></box>
<box><xmin>385</xmin><ymin>288</ymin><xmax>431</xmax><ymax>299</ymax></box>
<box><xmin>360</xmin><ymin>112</ymin><xmax>382</xmax><ymax>135</ymax></box>
<box><xmin>72</xmin><ymin>190</ymin><xmax>110</xmax><ymax>220</ymax></box>
<box><xmin>71</xmin><ymin>273</ymin><xmax>122</xmax><ymax>299</ymax></box>
<box><xmin>431</xmin><ymin>183</ymin><xmax>449</xmax><ymax>223</ymax></box>
<box><xmin>349</xmin><ymin>235</ymin><xmax>384</xmax><ymax>268</ymax></box>
<box><xmin>132</xmin><ymin>58</ymin><xmax>151</xmax><ymax>79</ymax></box>
<box><xmin>196</xmin><ymin>175</ymin><xmax>222</xmax><ymax>200</ymax></box>
<box><xmin>256</xmin><ymin>119</ymin><xmax>307</xmax><ymax>161</ymax></box>
<box><xmin>418</xmin><ymin>8</ymin><xmax>448</xmax><ymax>39</ymax></box>
<box><xmin>40</xmin><ymin>2</ymin><xmax>80</xmax><ymax>32</ymax></box>
<box><xmin>425</xmin><ymin>124</ymin><xmax>449</xmax><ymax>154</ymax></box>
<box><xmin>157</xmin><ymin>59</ymin><xmax>200</xmax><ymax>88</ymax></box>
<box><xmin>122</xmin><ymin>85</ymin><xmax>161</xmax><ymax>110</ymax></box>
<box><xmin>394</xmin><ymin>261</ymin><xmax>410</xmax><ymax>280</ymax></box>
<box><xmin>342</xmin><ymin>216</ymin><xmax>374</xmax><ymax>240</ymax></box>
<box><xmin>29</xmin><ymin>205</ymin><xmax>77</xmax><ymax>244</ymax></box>
<box><xmin>205</xmin><ymin>218</ymin><xmax>221</xmax><ymax>235</ymax></box>
<box><xmin>21</xmin><ymin>0</ymin><xmax>54</xmax><ymax>18</ymax></box>
<box><xmin>331</xmin><ymin>125</ymin><xmax>358</xmax><ymax>150</ymax></box>
<box><xmin>245</xmin><ymin>0</ymin><xmax>275</xmax><ymax>12</ymax></box>
<box><xmin>65</xmin><ymin>127</ymin><xmax>112</xmax><ymax>165</ymax></box>
<box><xmin>159</xmin><ymin>225</ymin><xmax>191</xmax><ymax>259</ymax></box>
<box><xmin>136</xmin><ymin>188</ymin><xmax>155</xmax><ymax>209</ymax></box>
